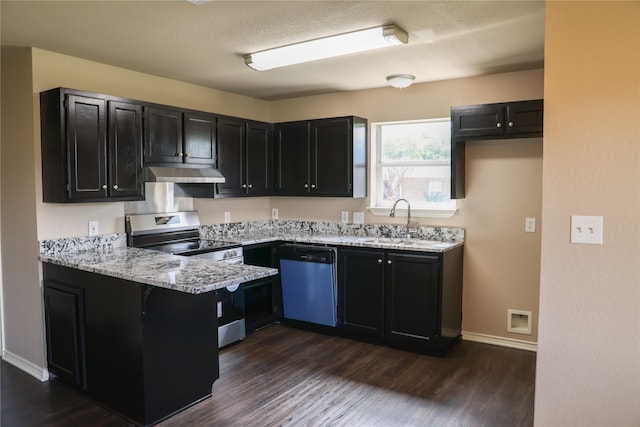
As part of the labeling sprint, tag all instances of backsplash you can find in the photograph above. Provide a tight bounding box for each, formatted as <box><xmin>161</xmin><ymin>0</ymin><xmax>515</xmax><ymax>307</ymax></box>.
<box><xmin>39</xmin><ymin>220</ymin><xmax>464</xmax><ymax>257</ymax></box>
<box><xmin>39</xmin><ymin>233</ymin><xmax>126</xmax><ymax>256</ymax></box>
<box><xmin>200</xmin><ymin>220</ymin><xmax>464</xmax><ymax>243</ymax></box>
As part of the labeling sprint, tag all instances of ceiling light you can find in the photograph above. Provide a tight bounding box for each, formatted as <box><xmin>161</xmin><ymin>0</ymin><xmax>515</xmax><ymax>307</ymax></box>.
<box><xmin>245</xmin><ymin>24</ymin><xmax>409</xmax><ymax>71</ymax></box>
<box><xmin>386</xmin><ymin>74</ymin><xmax>415</xmax><ymax>89</ymax></box>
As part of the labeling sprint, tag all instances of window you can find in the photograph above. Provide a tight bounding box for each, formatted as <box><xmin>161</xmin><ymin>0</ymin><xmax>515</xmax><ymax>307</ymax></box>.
<box><xmin>370</xmin><ymin>119</ymin><xmax>456</xmax><ymax>217</ymax></box>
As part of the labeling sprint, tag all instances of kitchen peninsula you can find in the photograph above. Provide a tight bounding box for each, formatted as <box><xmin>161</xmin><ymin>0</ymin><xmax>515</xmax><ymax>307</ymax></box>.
<box><xmin>39</xmin><ymin>237</ymin><xmax>278</xmax><ymax>427</ymax></box>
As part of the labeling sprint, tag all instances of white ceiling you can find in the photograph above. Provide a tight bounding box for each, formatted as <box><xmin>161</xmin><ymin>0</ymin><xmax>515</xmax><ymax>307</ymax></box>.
<box><xmin>0</xmin><ymin>0</ymin><xmax>545</xmax><ymax>101</ymax></box>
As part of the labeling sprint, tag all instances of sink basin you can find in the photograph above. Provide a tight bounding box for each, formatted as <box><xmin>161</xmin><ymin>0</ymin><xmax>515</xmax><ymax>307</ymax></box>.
<box><xmin>398</xmin><ymin>240</ymin><xmax>448</xmax><ymax>247</ymax></box>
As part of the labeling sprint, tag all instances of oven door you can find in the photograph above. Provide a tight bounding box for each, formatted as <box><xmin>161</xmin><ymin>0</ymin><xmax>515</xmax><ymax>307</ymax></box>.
<box><xmin>216</xmin><ymin>285</ymin><xmax>245</xmax><ymax>348</ymax></box>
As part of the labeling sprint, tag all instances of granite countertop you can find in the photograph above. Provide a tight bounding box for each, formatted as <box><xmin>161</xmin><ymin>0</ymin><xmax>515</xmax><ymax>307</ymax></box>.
<box><xmin>234</xmin><ymin>232</ymin><xmax>462</xmax><ymax>252</ymax></box>
<box><xmin>39</xmin><ymin>247</ymin><xmax>278</xmax><ymax>295</ymax></box>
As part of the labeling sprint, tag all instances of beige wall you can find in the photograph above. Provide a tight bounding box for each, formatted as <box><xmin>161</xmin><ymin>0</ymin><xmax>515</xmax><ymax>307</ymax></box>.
<box><xmin>270</xmin><ymin>70</ymin><xmax>544</xmax><ymax>346</ymax></box>
<box><xmin>1</xmin><ymin>47</ymin><xmax>543</xmax><ymax>375</ymax></box>
<box><xmin>535</xmin><ymin>2</ymin><xmax>640</xmax><ymax>425</ymax></box>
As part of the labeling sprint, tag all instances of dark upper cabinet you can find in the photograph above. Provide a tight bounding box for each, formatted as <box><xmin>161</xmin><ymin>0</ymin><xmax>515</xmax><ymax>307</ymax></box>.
<box><xmin>108</xmin><ymin>101</ymin><xmax>144</xmax><ymax>198</ymax></box>
<box><xmin>450</xmin><ymin>99</ymin><xmax>543</xmax><ymax>199</ymax></box>
<box><xmin>144</xmin><ymin>107</ymin><xmax>217</xmax><ymax>167</ymax></box>
<box><xmin>216</xmin><ymin>118</ymin><xmax>272</xmax><ymax>197</ymax></box>
<box><xmin>143</xmin><ymin>106</ymin><xmax>183</xmax><ymax>165</ymax></box>
<box><xmin>338</xmin><ymin>246</ymin><xmax>463</xmax><ymax>354</ymax></box>
<box><xmin>40</xmin><ymin>88</ymin><xmax>144</xmax><ymax>202</ymax></box>
<box><xmin>274</xmin><ymin>121</ymin><xmax>311</xmax><ymax>196</ymax></box>
<box><xmin>274</xmin><ymin>116</ymin><xmax>367</xmax><ymax>197</ymax></box>
<box><xmin>184</xmin><ymin>111</ymin><xmax>217</xmax><ymax>166</ymax></box>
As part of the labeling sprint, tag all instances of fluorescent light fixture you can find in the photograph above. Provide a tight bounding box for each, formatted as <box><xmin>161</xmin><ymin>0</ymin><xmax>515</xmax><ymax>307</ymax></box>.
<box><xmin>245</xmin><ymin>24</ymin><xmax>408</xmax><ymax>71</ymax></box>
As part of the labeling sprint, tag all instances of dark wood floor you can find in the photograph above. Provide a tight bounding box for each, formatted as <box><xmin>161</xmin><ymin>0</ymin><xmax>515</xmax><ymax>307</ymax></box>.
<box><xmin>1</xmin><ymin>324</ymin><xmax>535</xmax><ymax>427</ymax></box>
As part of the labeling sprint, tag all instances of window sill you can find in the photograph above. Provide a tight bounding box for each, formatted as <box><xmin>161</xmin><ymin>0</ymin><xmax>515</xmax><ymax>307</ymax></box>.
<box><xmin>368</xmin><ymin>207</ymin><xmax>457</xmax><ymax>219</ymax></box>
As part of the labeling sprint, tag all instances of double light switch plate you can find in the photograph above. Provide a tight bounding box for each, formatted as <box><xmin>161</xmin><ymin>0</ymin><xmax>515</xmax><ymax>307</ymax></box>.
<box><xmin>570</xmin><ymin>215</ymin><xmax>603</xmax><ymax>245</ymax></box>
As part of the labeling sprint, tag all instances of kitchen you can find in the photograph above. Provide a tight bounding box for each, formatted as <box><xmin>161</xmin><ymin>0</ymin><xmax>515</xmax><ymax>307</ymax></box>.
<box><xmin>1</xmin><ymin>2</ymin><xmax>639</xmax><ymax>427</ymax></box>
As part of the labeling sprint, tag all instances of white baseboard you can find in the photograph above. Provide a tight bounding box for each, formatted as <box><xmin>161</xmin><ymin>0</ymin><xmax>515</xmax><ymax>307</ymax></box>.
<box><xmin>462</xmin><ymin>331</ymin><xmax>537</xmax><ymax>352</ymax></box>
<box><xmin>2</xmin><ymin>350</ymin><xmax>49</xmax><ymax>381</ymax></box>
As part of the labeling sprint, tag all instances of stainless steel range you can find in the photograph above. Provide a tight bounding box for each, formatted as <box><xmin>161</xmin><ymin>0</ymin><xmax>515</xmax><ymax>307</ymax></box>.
<box><xmin>125</xmin><ymin>210</ymin><xmax>246</xmax><ymax>348</ymax></box>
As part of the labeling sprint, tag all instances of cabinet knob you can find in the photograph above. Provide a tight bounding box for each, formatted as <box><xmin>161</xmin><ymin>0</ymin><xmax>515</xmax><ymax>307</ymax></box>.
<box><xmin>248</xmin><ymin>184</ymin><xmax>253</xmax><ymax>189</ymax></box>
<box><xmin>185</xmin><ymin>153</ymin><xmax>191</xmax><ymax>157</ymax></box>
<box><xmin>378</xmin><ymin>259</ymin><xmax>383</xmax><ymax>263</ymax></box>
<box><xmin>508</xmin><ymin>121</ymin><xmax>514</xmax><ymax>127</ymax></box>
<box><xmin>304</xmin><ymin>183</ymin><xmax>309</xmax><ymax>188</ymax></box>
<box><xmin>102</xmin><ymin>185</ymin><xmax>108</xmax><ymax>190</ymax></box>
<box><xmin>387</xmin><ymin>260</ymin><xmax>392</xmax><ymax>264</ymax></box>
<box><xmin>113</xmin><ymin>185</ymin><xmax>119</xmax><ymax>190</ymax></box>
<box><xmin>311</xmin><ymin>184</ymin><xmax>316</xmax><ymax>189</ymax></box>
<box><xmin>496</xmin><ymin>122</ymin><xmax>502</xmax><ymax>128</ymax></box>
<box><xmin>176</xmin><ymin>152</ymin><xmax>183</xmax><ymax>157</ymax></box>
<box><xmin>242</xmin><ymin>184</ymin><xmax>247</xmax><ymax>188</ymax></box>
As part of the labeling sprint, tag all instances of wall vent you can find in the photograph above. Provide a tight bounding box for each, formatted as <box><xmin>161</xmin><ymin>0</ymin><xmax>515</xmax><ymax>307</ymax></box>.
<box><xmin>507</xmin><ymin>309</ymin><xmax>532</xmax><ymax>335</ymax></box>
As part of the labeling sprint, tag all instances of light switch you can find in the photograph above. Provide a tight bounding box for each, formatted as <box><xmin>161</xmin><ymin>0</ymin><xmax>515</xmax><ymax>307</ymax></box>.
<box><xmin>353</xmin><ymin>212</ymin><xmax>364</xmax><ymax>224</ymax></box>
<box><xmin>525</xmin><ymin>217</ymin><xmax>536</xmax><ymax>233</ymax></box>
<box><xmin>570</xmin><ymin>215</ymin><xmax>603</xmax><ymax>245</ymax></box>
<box><xmin>341</xmin><ymin>211</ymin><xmax>349</xmax><ymax>223</ymax></box>
<box><xmin>224</xmin><ymin>212</ymin><xmax>231</xmax><ymax>223</ymax></box>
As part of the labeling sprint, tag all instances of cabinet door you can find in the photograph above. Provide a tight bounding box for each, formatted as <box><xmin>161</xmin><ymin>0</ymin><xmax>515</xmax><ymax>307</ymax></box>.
<box><xmin>216</xmin><ymin>117</ymin><xmax>246</xmax><ymax>196</ymax></box>
<box><xmin>451</xmin><ymin>104</ymin><xmax>505</xmax><ymax>138</ymax></box>
<box><xmin>506</xmin><ymin>100</ymin><xmax>544</xmax><ymax>136</ymax></box>
<box><xmin>338</xmin><ymin>248</ymin><xmax>385</xmax><ymax>337</ymax></box>
<box><xmin>274</xmin><ymin>121</ymin><xmax>310</xmax><ymax>195</ymax></box>
<box><xmin>108</xmin><ymin>101</ymin><xmax>143</xmax><ymax>199</ymax></box>
<box><xmin>184</xmin><ymin>112</ymin><xmax>216</xmax><ymax>166</ymax></box>
<box><xmin>385</xmin><ymin>252</ymin><xmax>440</xmax><ymax>342</ymax></box>
<box><xmin>311</xmin><ymin>118</ymin><xmax>352</xmax><ymax>196</ymax></box>
<box><xmin>44</xmin><ymin>281</ymin><xmax>86</xmax><ymax>390</ymax></box>
<box><xmin>144</xmin><ymin>106</ymin><xmax>183</xmax><ymax>164</ymax></box>
<box><xmin>66</xmin><ymin>94</ymin><xmax>108</xmax><ymax>200</ymax></box>
<box><xmin>246</xmin><ymin>121</ymin><xmax>273</xmax><ymax>196</ymax></box>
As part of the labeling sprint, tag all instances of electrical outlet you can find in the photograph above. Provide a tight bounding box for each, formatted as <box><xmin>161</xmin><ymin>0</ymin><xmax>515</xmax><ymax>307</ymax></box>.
<box><xmin>353</xmin><ymin>212</ymin><xmax>364</xmax><ymax>224</ymax></box>
<box><xmin>341</xmin><ymin>211</ymin><xmax>349</xmax><ymax>223</ymax></box>
<box><xmin>272</xmin><ymin>208</ymin><xmax>279</xmax><ymax>220</ymax></box>
<box><xmin>88</xmin><ymin>221</ymin><xmax>99</xmax><ymax>236</ymax></box>
<box><xmin>570</xmin><ymin>215</ymin><xmax>603</xmax><ymax>245</ymax></box>
<box><xmin>224</xmin><ymin>212</ymin><xmax>231</xmax><ymax>224</ymax></box>
<box><xmin>525</xmin><ymin>217</ymin><xmax>536</xmax><ymax>233</ymax></box>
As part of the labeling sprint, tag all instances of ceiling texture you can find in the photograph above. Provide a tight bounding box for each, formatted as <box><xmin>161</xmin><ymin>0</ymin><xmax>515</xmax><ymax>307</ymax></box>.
<box><xmin>1</xmin><ymin>1</ymin><xmax>545</xmax><ymax>101</ymax></box>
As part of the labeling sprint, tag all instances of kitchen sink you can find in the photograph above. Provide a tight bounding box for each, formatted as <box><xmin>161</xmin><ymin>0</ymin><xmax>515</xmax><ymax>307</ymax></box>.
<box><xmin>360</xmin><ymin>237</ymin><xmax>450</xmax><ymax>248</ymax></box>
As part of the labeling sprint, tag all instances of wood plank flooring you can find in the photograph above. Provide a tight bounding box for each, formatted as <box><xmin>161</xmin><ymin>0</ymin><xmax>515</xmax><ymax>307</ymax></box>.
<box><xmin>1</xmin><ymin>324</ymin><xmax>535</xmax><ymax>427</ymax></box>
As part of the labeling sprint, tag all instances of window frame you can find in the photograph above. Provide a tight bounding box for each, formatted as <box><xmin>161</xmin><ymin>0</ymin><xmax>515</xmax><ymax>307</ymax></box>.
<box><xmin>368</xmin><ymin>118</ymin><xmax>457</xmax><ymax>219</ymax></box>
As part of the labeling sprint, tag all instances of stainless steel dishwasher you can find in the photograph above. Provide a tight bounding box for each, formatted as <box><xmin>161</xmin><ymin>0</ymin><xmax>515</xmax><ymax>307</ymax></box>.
<box><xmin>277</xmin><ymin>244</ymin><xmax>337</xmax><ymax>327</ymax></box>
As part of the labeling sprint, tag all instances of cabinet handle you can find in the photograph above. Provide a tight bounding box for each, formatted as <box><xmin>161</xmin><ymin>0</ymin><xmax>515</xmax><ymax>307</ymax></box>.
<box><xmin>508</xmin><ymin>121</ymin><xmax>514</xmax><ymax>127</ymax></box>
<box><xmin>102</xmin><ymin>185</ymin><xmax>108</xmax><ymax>190</ymax></box>
<box><xmin>113</xmin><ymin>185</ymin><xmax>119</xmax><ymax>190</ymax></box>
<box><xmin>496</xmin><ymin>122</ymin><xmax>502</xmax><ymax>128</ymax></box>
<box><xmin>387</xmin><ymin>260</ymin><xmax>392</xmax><ymax>264</ymax></box>
<box><xmin>304</xmin><ymin>183</ymin><xmax>309</xmax><ymax>188</ymax></box>
<box><xmin>378</xmin><ymin>259</ymin><xmax>383</xmax><ymax>263</ymax></box>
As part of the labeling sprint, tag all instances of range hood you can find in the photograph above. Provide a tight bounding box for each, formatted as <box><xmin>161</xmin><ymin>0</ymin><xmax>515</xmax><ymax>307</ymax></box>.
<box><xmin>143</xmin><ymin>166</ymin><xmax>225</xmax><ymax>184</ymax></box>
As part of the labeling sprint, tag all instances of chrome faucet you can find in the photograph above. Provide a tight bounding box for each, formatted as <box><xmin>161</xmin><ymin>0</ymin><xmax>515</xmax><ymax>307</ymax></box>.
<box><xmin>390</xmin><ymin>198</ymin><xmax>412</xmax><ymax>239</ymax></box>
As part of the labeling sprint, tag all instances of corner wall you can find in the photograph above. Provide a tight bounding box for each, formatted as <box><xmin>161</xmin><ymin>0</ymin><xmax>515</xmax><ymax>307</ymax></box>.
<box><xmin>535</xmin><ymin>2</ymin><xmax>640</xmax><ymax>425</ymax></box>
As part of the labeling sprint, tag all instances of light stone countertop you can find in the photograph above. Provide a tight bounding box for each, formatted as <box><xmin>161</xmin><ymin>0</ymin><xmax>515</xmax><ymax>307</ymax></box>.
<box><xmin>39</xmin><ymin>246</ymin><xmax>279</xmax><ymax>295</ymax></box>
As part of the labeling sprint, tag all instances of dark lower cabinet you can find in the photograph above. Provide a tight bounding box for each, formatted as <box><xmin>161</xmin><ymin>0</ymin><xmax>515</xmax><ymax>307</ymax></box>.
<box><xmin>338</xmin><ymin>246</ymin><xmax>463</xmax><ymax>355</ymax></box>
<box><xmin>42</xmin><ymin>263</ymin><xmax>219</xmax><ymax>427</ymax></box>
<box><xmin>338</xmin><ymin>248</ymin><xmax>385</xmax><ymax>337</ymax></box>
<box><xmin>43</xmin><ymin>281</ymin><xmax>86</xmax><ymax>389</ymax></box>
